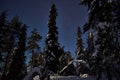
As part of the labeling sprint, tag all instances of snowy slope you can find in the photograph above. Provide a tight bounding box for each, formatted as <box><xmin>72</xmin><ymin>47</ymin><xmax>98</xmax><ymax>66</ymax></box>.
<box><xmin>50</xmin><ymin>76</ymin><xmax>95</xmax><ymax>80</ymax></box>
<box><xmin>23</xmin><ymin>66</ymin><xmax>43</xmax><ymax>80</ymax></box>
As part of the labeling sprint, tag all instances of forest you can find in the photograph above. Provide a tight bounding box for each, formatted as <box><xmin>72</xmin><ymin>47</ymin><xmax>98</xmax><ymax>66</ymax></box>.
<box><xmin>0</xmin><ymin>0</ymin><xmax>120</xmax><ymax>80</ymax></box>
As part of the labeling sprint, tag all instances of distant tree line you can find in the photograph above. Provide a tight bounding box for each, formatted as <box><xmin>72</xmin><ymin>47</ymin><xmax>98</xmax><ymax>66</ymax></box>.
<box><xmin>0</xmin><ymin>0</ymin><xmax>120</xmax><ymax>80</ymax></box>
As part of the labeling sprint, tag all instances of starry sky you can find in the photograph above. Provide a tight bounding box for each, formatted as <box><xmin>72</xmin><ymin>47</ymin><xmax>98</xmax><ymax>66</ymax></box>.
<box><xmin>0</xmin><ymin>0</ymin><xmax>88</xmax><ymax>57</ymax></box>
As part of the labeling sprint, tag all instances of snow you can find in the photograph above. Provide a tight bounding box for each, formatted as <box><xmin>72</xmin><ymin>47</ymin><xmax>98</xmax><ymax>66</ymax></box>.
<box><xmin>24</xmin><ymin>60</ymin><xmax>120</xmax><ymax>80</ymax></box>
<box><xmin>33</xmin><ymin>75</ymin><xmax>40</xmax><ymax>80</ymax></box>
<box><xmin>29</xmin><ymin>75</ymin><xmax>96</xmax><ymax>80</ymax></box>
<box><xmin>50</xmin><ymin>75</ymin><xmax>96</xmax><ymax>80</ymax></box>
<box><xmin>23</xmin><ymin>66</ymin><xmax>43</xmax><ymax>80</ymax></box>
<box><xmin>92</xmin><ymin>50</ymin><xmax>98</xmax><ymax>57</ymax></box>
<box><xmin>24</xmin><ymin>66</ymin><xmax>111</xmax><ymax>80</ymax></box>
<box><xmin>108</xmin><ymin>0</ymin><xmax>112</xmax><ymax>3</ymax></box>
<box><xmin>26</xmin><ymin>74</ymin><xmax>119</xmax><ymax>80</ymax></box>
<box><xmin>60</xmin><ymin>60</ymin><xmax>89</xmax><ymax>74</ymax></box>
<box><xmin>74</xmin><ymin>60</ymin><xmax>86</xmax><ymax>64</ymax></box>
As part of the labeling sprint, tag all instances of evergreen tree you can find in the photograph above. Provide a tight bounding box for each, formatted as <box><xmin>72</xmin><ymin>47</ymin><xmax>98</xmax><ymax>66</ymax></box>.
<box><xmin>81</xmin><ymin>0</ymin><xmax>113</xmax><ymax>32</ymax></box>
<box><xmin>95</xmin><ymin>24</ymin><xmax>115</xmax><ymax>80</ymax></box>
<box><xmin>113</xmin><ymin>0</ymin><xmax>120</xmax><ymax>62</ymax></box>
<box><xmin>58</xmin><ymin>47</ymin><xmax>66</xmax><ymax>71</ymax></box>
<box><xmin>0</xmin><ymin>11</ymin><xmax>6</xmax><ymax>62</ymax></box>
<box><xmin>86</xmin><ymin>32</ymin><xmax>95</xmax><ymax>75</ymax></box>
<box><xmin>76</xmin><ymin>27</ymin><xmax>84</xmax><ymax>60</ymax></box>
<box><xmin>76</xmin><ymin>27</ymin><xmax>85</xmax><ymax>75</ymax></box>
<box><xmin>18</xmin><ymin>24</ymin><xmax>27</xmax><ymax>78</ymax></box>
<box><xmin>0</xmin><ymin>11</ymin><xmax>7</xmax><ymax>76</ymax></box>
<box><xmin>45</xmin><ymin>4</ymin><xmax>61</xmax><ymax>73</ymax></box>
<box><xmin>1</xmin><ymin>16</ymin><xmax>22</xmax><ymax>80</ymax></box>
<box><xmin>28</xmin><ymin>52</ymin><xmax>44</xmax><ymax>69</ymax></box>
<box><xmin>59</xmin><ymin>51</ymin><xmax>75</xmax><ymax>76</ymax></box>
<box><xmin>27</xmin><ymin>28</ymin><xmax>42</xmax><ymax>69</ymax></box>
<box><xmin>81</xmin><ymin>0</ymin><xmax>120</xmax><ymax>79</ymax></box>
<box><xmin>27</xmin><ymin>28</ymin><xmax>42</xmax><ymax>52</ymax></box>
<box><xmin>7</xmin><ymin>24</ymin><xmax>27</xmax><ymax>80</ymax></box>
<box><xmin>0</xmin><ymin>11</ymin><xmax>15</xmax><ymax>79</ymax></box>
<box><xmin>87</xmin><ymin>32</ymin><xmax>94</xmax><ymax>57</ymax></box>
<box><xmin>9</xmin><ymin>16</ymin><xmax>22</xmax><ymax>46</ymax></box>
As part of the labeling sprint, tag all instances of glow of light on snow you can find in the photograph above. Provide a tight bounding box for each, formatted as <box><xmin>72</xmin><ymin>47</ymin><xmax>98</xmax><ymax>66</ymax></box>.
<box><xmin>33</xmin><ymin>75</ymin><xmax>40</xmax><ymax>80</ymax></box>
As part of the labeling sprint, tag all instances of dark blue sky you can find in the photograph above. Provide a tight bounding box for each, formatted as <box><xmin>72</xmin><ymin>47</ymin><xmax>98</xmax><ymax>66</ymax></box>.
<box><xmin>0</xmin><ymin>0</ymin><xmax>88</xmax><ymax>57</ymax></box>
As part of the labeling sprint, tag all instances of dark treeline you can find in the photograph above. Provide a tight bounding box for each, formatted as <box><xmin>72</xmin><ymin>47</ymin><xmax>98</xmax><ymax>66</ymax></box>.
<box><xmin>0</xmin><ymin>0</ymin><xmax>120</xmax><ymax>80</ymax></box>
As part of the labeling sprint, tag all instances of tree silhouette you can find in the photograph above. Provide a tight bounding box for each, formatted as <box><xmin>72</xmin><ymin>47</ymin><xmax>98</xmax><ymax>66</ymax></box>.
<box><xmin>27</xmin><ymin>28</ymin><xmax>42</xmax><ymax>69</ymax></box>
<box><xmin>0</xmin><ymin>11</ymin><xmax>7</xmax><ymax>75</ymax></box>
<box><xmin>86</xmin><ymin>31</ymin><xmax>95</xmax><ymax>75</ymax></box>
<box><xmin>1</xmin><ymin>16</ymin><xmax>21</xmax><ymax>79</ymax></box>
<box><xmin>45</xmin><ymin>4</ymin><xmax>62</xmax><ymax>73</ymax></box>
<box><xmin>81</xmin><ymin>0</ymin><xmax>120</xmax><ymax>79</ymax></box>
<box><xmin>76</xmin><ymin>27</ymin><xmax>84</xmax><ymax>60</ymax></box>
<box><xmin>76</xmin><ymin>27</ymin><xmax>88</xmax><ymax>75</ymax></box>
<box><xmin>6</xmin><ymin>24</ymin><xmax>27</xmax><ymax>80</ymax></box>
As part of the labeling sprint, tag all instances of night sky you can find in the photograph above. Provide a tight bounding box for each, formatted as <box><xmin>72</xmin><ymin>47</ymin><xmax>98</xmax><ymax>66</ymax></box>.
<box><xmin>0</xmin><ymin>0</ymin><xmax>88</xmax><ymax>58</ymax></box>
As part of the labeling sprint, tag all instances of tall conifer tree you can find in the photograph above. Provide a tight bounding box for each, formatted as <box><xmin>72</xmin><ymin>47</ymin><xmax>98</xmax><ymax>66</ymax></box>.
<box><xmin>81</xmin><ymin>0</ymin><xmax>120</xmax><ymax>79</ymax></box>
<box><xmin>45</xmin><ymin>4</ymin><xmax>61</xmax><ymax>73</ymax></box>
<box><xmin>86</xmin><ymin>31</ymin><xmax>95</xmax><ymax>74</ymax></box>
<box><xmin>76</xmin><ymin>27</ymin><xmax>84</xmax><ymax>60</ymax></box>
<box><xmin>76</xmin><ymin>27</ymin><xmax>86</xmax><ymax>75</ymax></box>
<box><xmin>0</xmin><ymin>11</ymin><xmax>7</xmax><ymax>66</ymax></box>
<box><xmin>0</xmin><ymin>11</ymin><xmax>7</xmax><ymax>78</ymax></box>
<box><xmin>7</xmin><ymin>24</ymin><xmax>27</xmax><ymax>80</ymax></box>
<box><xmin>87</xmin><ymin>32</ymin><xmax>94</xmax><ymax>57</ymax></box>
<box><xmin>27</xmin><ymin>28</ymin><xmax>42</xmax><ymax>69</ymax></box>
<box><xmin>0</xmin><ymin>12</ymin><xmax>15</xmax><ymax>79</ymax></box>
<box><xmin>1</xmin><ymin>16</ymin><xmax>22</xmax><ymax>80</ymax></box>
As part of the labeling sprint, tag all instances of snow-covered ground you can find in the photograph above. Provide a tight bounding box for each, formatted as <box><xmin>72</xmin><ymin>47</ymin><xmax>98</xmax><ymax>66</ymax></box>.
<box><xmin>50</xmin><ymin>76</ymin><xmax>95</xmax><ymax>80</ymax></box>
<box><xmin>25</xmin><ymin>73</ymin><xmax>114</xmax><ymax>80</ymax></box>
<box><xmin>23</xmin><ymin>66</ymin><xmax>43</xmax><ymax>80</ymax></box>
<box><xmin>31</xmin><ymin>75</ymin><xmax>96</xmax><ymax>80</ymax></box>
<box><xmin>23</xmin><ymin>61</ymin><xmax>120</xmax><ymax>80</ymax></box>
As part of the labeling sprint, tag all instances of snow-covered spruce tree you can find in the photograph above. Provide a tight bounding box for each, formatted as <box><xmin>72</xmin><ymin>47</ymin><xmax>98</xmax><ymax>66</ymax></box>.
<box><xmin>81</xmin><ymin>0</ymin><xmax>120</xmax><ymax>80</ymax></box>
<box><xmin>45</xmin><ymin>4</ymin><xmax>62</xmax><ymax>73</ymax></box>
<box><xmin>7</xmin><ymin>24</ymin><xmax>27</xmax><ymax>80</ymax></box>
<box><xmin>87</xmin><ymin>32</ymin><xmax>94</xmax><ymax>58</ymax></box>
<box><xmin>86</xmin><ymin>32</ymin><xmax>95</xmax><ymax>74</ymax></box>
<box><xmin>76</xmin><ymin>27</ymin><xmax>84</xmax><ymax>60</ymax></box>
<box><xmin>76</xmin><ymin>27</ymin><xmax>87</xmax><ymax>75</ymax></box>
<box><xmin>27</xmin><ymin>28</ymin><xmax>42</xmax><ymax>69</ymax></box>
